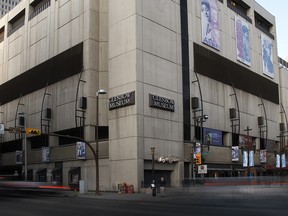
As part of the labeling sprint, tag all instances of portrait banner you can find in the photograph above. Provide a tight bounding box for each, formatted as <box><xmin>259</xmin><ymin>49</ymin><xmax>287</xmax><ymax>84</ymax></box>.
<box><xmin>261</xmin><ymin>33</ymin><xmax>274</xmax><ymax>78</ymax></box>
<box><xmin>231</xmin><ymin>146</ymin><xmax>239</xmax><ymax>161</ymax></box>
<box><xmin>201</xmin><ymin>0</ymin><xmax>220</xmax><ymax>50</ymax></box>
<box><xmin>76</xmin><ymin>141</ymin><xmax>86</xmax><ymax>160</ymax></box>
<box><xmin>235</xmin><ymin>15</ymin><xmax>251</xmax><ymax>66</ymax></box>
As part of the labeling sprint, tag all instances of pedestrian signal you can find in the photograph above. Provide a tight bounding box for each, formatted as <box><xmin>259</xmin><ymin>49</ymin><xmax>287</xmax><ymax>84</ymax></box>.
<box><xmin>195</xmin><ymin>153</ymin><xmax>202</xmax><ymax>165</ymax></box>
<box><xmin>26</xmin><ymin>128</ymin><xmax>41</xmax><ymax>135</ymax></box>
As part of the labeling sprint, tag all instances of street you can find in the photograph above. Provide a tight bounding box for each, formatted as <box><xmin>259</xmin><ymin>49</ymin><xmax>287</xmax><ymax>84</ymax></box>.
<box><xmin>0</xmin><ymin>185</ymin><xmax>288</xmax><ymax>216</ymax></box>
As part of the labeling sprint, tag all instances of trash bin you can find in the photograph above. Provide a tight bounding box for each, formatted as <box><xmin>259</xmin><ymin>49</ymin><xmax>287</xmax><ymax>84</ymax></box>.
<box><xmin>79</xmin><ymin>180</ymin><xmax>88</xmax><ymax>194</ymax></box>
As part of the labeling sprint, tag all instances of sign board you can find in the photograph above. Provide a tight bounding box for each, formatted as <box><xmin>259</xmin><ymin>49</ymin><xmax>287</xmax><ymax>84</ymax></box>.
<box><xmin>9</xmin><ymin>127</ymin><xmax>21</xmax><ymax>134</ymax></box>
<box><xmin>198</xmin><ymin>165</ymin><xmax>207</xmax><ymax>174</ymax></box>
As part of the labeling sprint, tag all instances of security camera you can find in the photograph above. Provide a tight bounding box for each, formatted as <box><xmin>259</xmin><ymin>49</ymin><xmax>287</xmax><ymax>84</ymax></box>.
<box><xmin>203</xmin><ymin>114</ymin><xmax>208</xmax><ymax>120</ymax></box>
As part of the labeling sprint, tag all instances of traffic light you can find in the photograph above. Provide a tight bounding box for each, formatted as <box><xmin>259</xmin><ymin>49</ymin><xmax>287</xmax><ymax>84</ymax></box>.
<box><xmin>25</xmin><ymin>128</ymin><xmax>41</xmax><ymax>135</ymax></box>
<box><xmin>195</xmin><ymin>153</ymin><xmax>202</xmax><ymax>165</ymax></box>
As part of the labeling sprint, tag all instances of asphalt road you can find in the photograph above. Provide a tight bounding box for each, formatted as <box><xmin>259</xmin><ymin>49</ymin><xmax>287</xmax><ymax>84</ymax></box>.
<box><xmin>0</xmin><ymin>185</ymin><xmax>288</xmax><ymax>216</ymax></box>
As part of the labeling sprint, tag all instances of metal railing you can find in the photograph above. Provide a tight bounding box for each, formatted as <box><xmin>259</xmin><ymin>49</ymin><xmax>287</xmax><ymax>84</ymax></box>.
<box><xmin>29</xmin><ymin>0</ymin><xmax>51</xmax><ymax>21</ymax></box>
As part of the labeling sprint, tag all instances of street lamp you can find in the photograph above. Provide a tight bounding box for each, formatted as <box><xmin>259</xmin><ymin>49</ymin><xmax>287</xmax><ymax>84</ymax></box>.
<box><xmin>18</xmin><ymin>112</ymin><xmax>27</xmax><ymax>181</ymax></box>
<box><xmin>96</xmin><ymin>89</ymin><xmax>107</xmax><ymax>195</ymax></box>
<box><xmin>151</xmin><ymin>147</ymin><xmax>155</xmax><ymax>181</ymax></box>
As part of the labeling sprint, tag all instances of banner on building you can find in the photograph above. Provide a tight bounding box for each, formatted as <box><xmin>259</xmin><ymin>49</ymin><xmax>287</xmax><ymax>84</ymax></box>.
<box><xmin>15</xmin><ymin>150</ymin><xmax>23</xmax><ymax>164</ymax></box>
<box><xmin>235</xmin><ymin>15</ymin><xmax>251</xmax><ymax>66</ymax></box>
<box><xmin>201</xmin><ymin>0</ymin><xmax>220</xmax><ymax>50</ymax></box>
<box><xmin>281</xmin><ymin>154</ymin><xmax>286</xmax><ymax>168</ymax></box>
<box><xmin>76</xmin><ymin>141</ymin><xmax>86</xmax><ymax>159</ymax></box>
<box><xmin>243</xmin><ymin>151</ymin><xmax>248</xmax><ymax>167</ymax></box>
<box><xmin>260</xmin><ymin>149</ymin><xmax>266</xmax><ymax>163</ymax></box>
<box><xmin>42</xmin><ymin>147</ymin><xmax>50</xmax><ymax>162</ymax></box>
<box><xmin>276</xmin><ymin>154</ymin><xmax>280</xmax><ymax>168</ymax></box>
<box><xmin>231</xmin><ymin>146</ymin><xmax>239</xmax><ymax>161</ymax></box>
<box><xmin>249</xmin><ymin>150</ymin><xmax>254</xmax><ymax>167</ymax></box>
<box><xmin>261</xmin><ymin>33</ymin><xmax>274</xmax><ymax>78</ymax></box>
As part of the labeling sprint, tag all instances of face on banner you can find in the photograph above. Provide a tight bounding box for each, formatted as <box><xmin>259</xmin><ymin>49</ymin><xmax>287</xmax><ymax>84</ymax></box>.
<box><xmin>235</xmin><ymin>15</ymin><xmax>251</xmax><ymax>66</ymax></box>
<box><xmin>261</xmin><ymin>33</ymin><xmax>274</xmax><ymax>78</ymax></box>
<box><xmin>201</xmin><ymin>0</ymin><xmax>220</xmax><ymax>50</ymax></box>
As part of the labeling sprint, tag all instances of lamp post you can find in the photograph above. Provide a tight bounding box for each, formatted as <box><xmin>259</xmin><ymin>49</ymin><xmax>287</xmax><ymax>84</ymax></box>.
<box><xmin>96</xmin><ymin>89</ymin><xmax>107</xmax><ymax>195</ymax></box>
<box><xmin>18</xmin><ymin>112</ymin><xmax>27</xmax><ymax>181</ymax></box>
<box><xmin>151</xmin><ymin>147</ymin><xmax>155</xmax><ymax>180</ymax></box>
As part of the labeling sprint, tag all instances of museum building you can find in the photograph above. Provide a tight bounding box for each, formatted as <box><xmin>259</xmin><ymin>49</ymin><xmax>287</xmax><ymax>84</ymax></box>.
<box><xmin>0</xmin><ymin>0</ymin><xmax>287</xmax><ymax>192</ymax></box>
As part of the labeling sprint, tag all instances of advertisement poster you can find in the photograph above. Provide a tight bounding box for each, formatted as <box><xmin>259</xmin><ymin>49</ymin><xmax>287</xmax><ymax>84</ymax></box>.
<box><xmin>243</xmin><ymin>151</ymin><xmax>248</xmax><ymax>167</ymax></box>
<box><xmin>235</xmin><ymin>15</ymin><xmax>251</xmax><ymax>66</ymax></box>
<box><xmin>42</xmin><ymin>147</ymin><xmax>50</xmax><ymax>162</ymax></box>
<box><xmin>231</xmin><ymin>146</ymin><xmax>239</xmax><ymax>161</ymax></box>
<box><xmin>261</xmin><ymin>33</ymin><xmax>274</xmax><ymax>78</ymax></box>
<box><xmin>249</xmin><ymin>150</ymin><xmax>254</xmax><ymax>167</ymax></box>
<box><xmin>281</xmin><ymin>154</ymin><xmax>286</xmax><ymax>168</ymax></box>
<box><xmin>76</xmin><ymin>141</ymin><xmax>86</xmax><ymax>159</ymax></box>
<box><xmin>15</xmin><ymin>150</ymin><xmax>23</xmax><ymax>164</ymax></box>
<box><xmin>260</xmin><ymin>149</ymin><xmax>266</xmax><ymax>163</ymax></box>
<box><xmin>201</xmin><ymin>0</ymin><xmax>220</xmax><ymax>50</ymax></box>
<box><xmin>203</xmin><ymin>128</ymin><xmax>222</xmax><ymax>146</ymax></box>
<box><xmin>276</xmin><ymin>154</ymin><xmax>280</xmax><ymax>168</ymax></box>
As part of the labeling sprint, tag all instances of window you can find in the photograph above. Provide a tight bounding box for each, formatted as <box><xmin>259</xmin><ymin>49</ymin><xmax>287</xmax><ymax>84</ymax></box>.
<box><xmin>254</xmin><ymin>11</ymin><xmax>274</xmax><ymax>39</ymax></box>
<box><xmin>227</xmin><ymin>0</ymin><xmax>252</xmax><ymax>23</ymax></box>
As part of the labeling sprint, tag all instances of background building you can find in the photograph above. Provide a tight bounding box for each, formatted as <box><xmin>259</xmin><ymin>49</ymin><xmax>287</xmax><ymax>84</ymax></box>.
<box><xmin>0</xmin><ymin>0</ymin><xmax>287</xmax><ymax>192</ymax></box>
<box><xmin>0</xmin><ymin>0</ymin><xmax>21</xmax><ymax>17</ymax></box>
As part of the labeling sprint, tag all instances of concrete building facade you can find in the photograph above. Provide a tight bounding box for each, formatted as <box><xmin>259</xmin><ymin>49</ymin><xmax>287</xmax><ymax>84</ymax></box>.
<box><xmin>0</xmin><ymin>0</ymin><xmax>287</xmax><ymax>192</ymax></box>
<box><xmin>0</xmin><ymin>0</ymin><xmax>21</xmax><ymax>17</ymax></box>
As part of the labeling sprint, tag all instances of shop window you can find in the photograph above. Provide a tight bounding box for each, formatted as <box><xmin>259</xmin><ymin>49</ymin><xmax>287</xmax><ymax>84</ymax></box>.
<box><xmin>36</xmin><ymin>168</ymin><xmax>47</xmax><ymax>182</ymax></box>
<box><xmin>68</xmin><ymin>167</ymin><xmax>81</xmax><ymax>190</ymax></box>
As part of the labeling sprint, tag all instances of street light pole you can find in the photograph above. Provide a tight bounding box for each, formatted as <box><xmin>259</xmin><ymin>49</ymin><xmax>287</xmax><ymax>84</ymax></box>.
<box><xmin>151</xmin><ymin>147</ymin><xmax>155</xmax><ymax>181</ymax></box>
<box><xmin>95</xmin><ymin>89</ymin><xmax>107</xmax><ymax>195</ymax></box>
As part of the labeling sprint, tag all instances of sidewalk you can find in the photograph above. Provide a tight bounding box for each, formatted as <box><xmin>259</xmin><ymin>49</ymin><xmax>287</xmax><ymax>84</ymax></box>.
<box><xmin>62</xmin><ymin>187</ymin><xmax>186</xmax><ymax>201</ymax></box>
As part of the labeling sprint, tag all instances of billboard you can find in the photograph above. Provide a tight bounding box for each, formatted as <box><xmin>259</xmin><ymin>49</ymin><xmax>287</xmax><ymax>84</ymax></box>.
<box><xmin>201</xmin><ymin>0</ymin><xmax>220</xmax><ymax>50</ymax></box>
<box><xmin>235</xmin><ymin>15</ymin><xmax>251</xmax><ymax>66</ymax></box>
<box><xmin>203</xmin><ymin>127</ymin><xmax>222</xmax><ymax>146</ymax></box>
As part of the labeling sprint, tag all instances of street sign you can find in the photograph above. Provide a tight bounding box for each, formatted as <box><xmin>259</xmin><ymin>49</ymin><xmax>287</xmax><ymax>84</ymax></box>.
<box><xmin>8</xmin><ymin>127</ymin><xmax>21</xmax><ymax>134</ymax></box>
<box><xmin>198</xmin><ymin>165</ymin><xmax>207</xmax><ymax>174</ymax></box>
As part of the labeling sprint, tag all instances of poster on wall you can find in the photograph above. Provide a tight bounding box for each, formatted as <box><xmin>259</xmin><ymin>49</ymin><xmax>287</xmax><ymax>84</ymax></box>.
<box><xmin>243</xmin><ymin>151</ymin><xmax>248</xmax><ymax>167</ymax></box>
<box><xmin>203</xmin><ymin>128</ymin><xmax>222</xmax><ymax>146</ymax></box>
<box><xmin>235</xmin><ymin>15</ymin><xmax>251</xmax><ymax>66</ymax></box>
<box><xmin>276</xmin><ymin>154</ymin><xmax>280</xmax><ymax>168</ymax></box>
<box><xmin>15</xmin><ymin>150</ymin><xmax>23</xmax><ymax>164</ymax></box>
<box><xmin>201</xmin><ymin>0</ymin><xmax>220</xmax><ymax>50</ymax></box>
<box><xmin>42</xmin><ymin>147</ymin><xmax>50</xmax><ymax>162</ymax></box>
<box><xmin>261</xmin><ymin>33</ymin><xmax>274</xmax><ymax>78</ymax></box>
<box><xmin>281</xmin><ymin>154</ymin><xmax>286</xmax><ymax>168</ymax></box>
<box><xmin>231</xmin><ymin>146</ymin><xmax>239</xmax><ymax>161</ymax></box>
<box><xmin>249</xmin><ymin>150</ymin><xmax>254</xmax><ymax>167</ymax></box>
<box><xmin>260</xmin><ymin>149</ymin><xmax>266</xmax><ymax>163</ymax></box>
<box><xmin>76</xmin><ymin>141</ymin><xmax>86</xmax><ymax>160</ymax></box>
